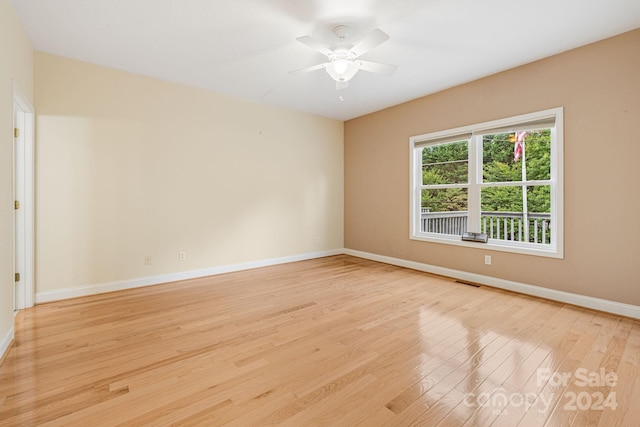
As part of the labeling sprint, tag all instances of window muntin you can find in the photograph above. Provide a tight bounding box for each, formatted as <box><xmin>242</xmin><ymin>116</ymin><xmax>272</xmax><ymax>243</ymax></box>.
<box><xmin>410</xmin><ymin>108</ymin><xmax>563</xmax><ymax>258</ymax></box>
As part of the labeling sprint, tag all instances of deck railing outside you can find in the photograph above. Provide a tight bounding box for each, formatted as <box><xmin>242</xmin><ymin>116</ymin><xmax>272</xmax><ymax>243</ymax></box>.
<box><xmin>420</xmin><ymin>209</ymin><xmax>551</xmax><ymax>244</ymax></box>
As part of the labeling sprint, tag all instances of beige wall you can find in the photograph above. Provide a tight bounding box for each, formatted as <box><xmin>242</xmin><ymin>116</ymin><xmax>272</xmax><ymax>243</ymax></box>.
<box><xmin>0</xmin><ymin>0</ymin><xmax>34</xmax><ymax>346</ymax></box>
<box><xmin>35</xmin><ymin>52</ymin><xmax>343</xmax><ymax>293</ymax></box>
<box><xmin>345</xmin><ymin>29</ymin><xmax>640</xmax><ymax>306</ymax></box>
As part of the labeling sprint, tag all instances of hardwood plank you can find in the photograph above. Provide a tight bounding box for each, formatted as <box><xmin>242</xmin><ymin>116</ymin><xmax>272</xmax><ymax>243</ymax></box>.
<box><xmin>0</xmin><ymin>255</ymin><xmax>638</xmax><ymax>426</ymax></box>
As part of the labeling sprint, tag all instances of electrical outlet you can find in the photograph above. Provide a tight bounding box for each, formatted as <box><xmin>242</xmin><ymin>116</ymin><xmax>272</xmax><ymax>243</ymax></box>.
<box><xmin>144</xmin><ymin>256</ymin><xmax>152</xmax><ymax>265</ymax></box>
<box><xmin>484</xmin><ymin>255</ymin><xmax>492</xmax><ymax>265</ymax></box>
<box><xmin>179</xmin><ymin>251</ymin><xmax>187</xmax><ymax>261</ymax></box>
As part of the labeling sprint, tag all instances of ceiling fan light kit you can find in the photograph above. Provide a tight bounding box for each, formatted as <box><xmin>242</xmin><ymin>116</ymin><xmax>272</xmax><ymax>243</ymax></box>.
<box><xmin>291</xmin><ymin>25</ymin><xmax>396</xmax><ymax>90</ymax></box>
<box><xmin>325</xmin><ymin>58</ymin><xmax>359</xmax><ymax>82</ymax></box>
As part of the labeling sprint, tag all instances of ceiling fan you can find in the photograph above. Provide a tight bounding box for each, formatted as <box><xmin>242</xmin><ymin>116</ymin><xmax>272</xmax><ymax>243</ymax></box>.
<box><xmin>290</xmin><ymin>25</ymin><xmax>397</xmax><ymax>90</ymax></box>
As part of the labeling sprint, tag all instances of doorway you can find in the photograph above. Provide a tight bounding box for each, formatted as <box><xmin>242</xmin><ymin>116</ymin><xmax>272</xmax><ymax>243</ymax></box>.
<box><xmin>13</xmin><ymin>82</ymin><xmax>34</xmax><ymax>311</ymax></box>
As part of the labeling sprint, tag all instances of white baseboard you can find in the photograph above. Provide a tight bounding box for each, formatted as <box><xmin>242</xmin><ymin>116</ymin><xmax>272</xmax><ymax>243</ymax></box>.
<box><xmin>35</xmin><ymin>249</ymin><xmax>343</xmax><ymax>304</ymax></box>
<box><xmin>344</xmin><ymin>248</ymin><xmax>640</xmax><ymax>320</ymax></box>
<box><xmin>33</xmin><ymin>247</ymin><xmax>640</xmax><ymax>320</ymax></box>
<box><xmin>0</xmin><ymin>325</ymin><xmax>14</xmax><ymax>362</ymax></box>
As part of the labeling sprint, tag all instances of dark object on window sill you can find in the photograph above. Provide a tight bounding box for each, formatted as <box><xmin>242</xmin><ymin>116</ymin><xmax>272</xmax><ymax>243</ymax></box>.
<box><xmin>462</xmin><ymin>232</ymin><xmax>488</xmax><ymax>243</ymax></box>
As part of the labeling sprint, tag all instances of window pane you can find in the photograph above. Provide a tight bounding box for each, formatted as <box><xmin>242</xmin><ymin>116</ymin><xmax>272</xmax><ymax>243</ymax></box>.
<box><xmin>523</xmin><ymin>130</ymin><xmax>551</xmax><ymax>181</ymax></box>
<box><xmin>420</xmin><ymin>188</ymin><xmax>468</xmax><ymax>235</ymax></box>
<box><xmin>481</xmin><ymin>185</ymin><xmax>551</xmax><ymax>244</ymax></box>
<box><xmin>422</xmin><ymin>140</ymin><xmax>468</xmax><ymax>185</ymax></box>
<box><xmin>481</xmin><ymin>185</ymin><xmax>524</xmax><ymax>212</ymax></box>
<box><xmin>482</xmin><ymin>129</ymin><xmax>551</xmax><ymax>183</ymax></box>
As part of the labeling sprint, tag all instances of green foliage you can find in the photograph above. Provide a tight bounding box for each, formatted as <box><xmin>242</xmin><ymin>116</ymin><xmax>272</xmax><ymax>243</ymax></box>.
<box><xmin>422</xmin><ymin>140</ymin><xmax>468</xmax><ymax>164</ymax></box>
<box><xmin>421</xmin><ymin>188</ymin><xmax>467</xmax><ymax>212</ymax></box>
<box><xmin>421</xmin><ymin>140</ymin><xmax>468</xmax><ymax>211</ymax></box>
<box><xmin>481</xmin><ymin>130</ymin><xmax>550</xmax><ymax>213</ymax></box>
<box><xmin>528</xmin><ymin>186</ymin><xmax>551</xmax><ymax>212</ymax></box>
<box><xmin>481</xmin><ymin>186</ymin><xmax>523</xmax><ymax>212</ymax></box>
<box><xmin>421</xmin><ymin>130</ymin><xmax>551</xmax><ymax>213</ymax></box>
<box><xmin>422</xmin><ymin>140</ymin><xmax>468</xmax><ymax>185</ymax></box>
<box><xmin>523</xmin><ymin>131</ymin><xmax>551</xmax><ymax>181</ymax></box>
<box><xmin>483</xmin><ymin>161</ymin><xmax>518</xmax><ymax>183</ymax></box>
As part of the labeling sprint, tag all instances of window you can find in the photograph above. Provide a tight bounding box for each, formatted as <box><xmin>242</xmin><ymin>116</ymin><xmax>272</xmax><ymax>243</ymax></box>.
<box><xmin>410</xmin><ymin>108</ymin><xmax>563</xmax><ymax>258</ymax></box>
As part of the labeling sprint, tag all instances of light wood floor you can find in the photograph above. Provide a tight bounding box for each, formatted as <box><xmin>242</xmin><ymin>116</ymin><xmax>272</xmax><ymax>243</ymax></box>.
<box><xmin>1</xmin><ymin>255</ymin><xmax>638</xmax><ymax>426</ymax></box>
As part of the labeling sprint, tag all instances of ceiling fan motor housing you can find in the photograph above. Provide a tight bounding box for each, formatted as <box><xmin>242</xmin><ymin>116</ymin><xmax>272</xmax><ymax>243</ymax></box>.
<box><xmin>332</xmin><ymin>25</ymin><xmax>351</xmax><ymax>40</ymax></box>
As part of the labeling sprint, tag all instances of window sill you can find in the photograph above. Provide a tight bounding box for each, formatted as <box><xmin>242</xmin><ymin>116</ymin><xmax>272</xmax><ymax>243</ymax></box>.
<box><xmin>410</xmin><ymin>233</ymin><xmax>563</xmax><ymax>259</ymax></box>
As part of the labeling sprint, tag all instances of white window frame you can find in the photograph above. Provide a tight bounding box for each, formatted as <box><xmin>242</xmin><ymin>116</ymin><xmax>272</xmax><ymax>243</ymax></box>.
<box><xmin>410</xmin><ymin>107</ymin><xmax>564</xmax><ymax>258</ymax></box>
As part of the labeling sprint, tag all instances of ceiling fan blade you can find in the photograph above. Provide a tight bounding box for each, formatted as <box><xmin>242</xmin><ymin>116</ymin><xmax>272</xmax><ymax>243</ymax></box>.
<box><xmin>296</xmin><ymin>36</ymin><xmax>334</xmax><ymax>57</ymax></box>
<box><xmin>349</xmin><ymin>29</ymin><xmax>390</xmax><ymax>58</ymax></box>
<box><xmin>357</xmin><ymin>60</ymin><xmax>397</xmax><ymax>76</ymax></box>
<box><xmin>289</xmin><ymin>62</ymin><xmax>329</xmax><ymax>75</ymax></box>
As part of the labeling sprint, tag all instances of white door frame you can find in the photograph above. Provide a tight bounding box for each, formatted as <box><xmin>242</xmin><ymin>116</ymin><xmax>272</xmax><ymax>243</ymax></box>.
<box><xmin>13</xmin><ymin>82</ymin><xmax>35</xmax><ymax>310</ymax></box>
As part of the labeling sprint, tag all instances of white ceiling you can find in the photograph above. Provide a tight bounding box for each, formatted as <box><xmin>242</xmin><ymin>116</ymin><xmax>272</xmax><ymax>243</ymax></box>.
<box><xmin>12</xmin><ymin>0</ymin><xmax>640</xmax><ymax>120</ymax></box>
